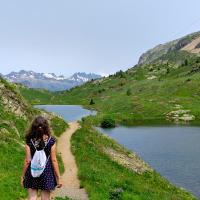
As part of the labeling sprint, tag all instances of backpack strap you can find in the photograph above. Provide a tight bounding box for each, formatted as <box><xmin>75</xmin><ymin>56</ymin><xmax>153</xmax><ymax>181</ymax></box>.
<box><xmin>31</xmin><ymin>136</ymin><xmax>51</xmax><ymax>151</ymax></box>
<box><xmin>44</xmin><ymin>136</ymin><xmax>51</xmax><ymax>148</ymax></box>
<box><xmin>31</xmin><ymin>139</ymin><xmax>37</xmax><ymax>151</ymax></box>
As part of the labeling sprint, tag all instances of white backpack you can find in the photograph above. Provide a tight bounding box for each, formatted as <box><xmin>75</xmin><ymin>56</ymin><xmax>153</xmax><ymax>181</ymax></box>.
<box><xmin>30</xmin><ymin>137</ymin><xmax>51</xmax><ymax>178</ymax></box>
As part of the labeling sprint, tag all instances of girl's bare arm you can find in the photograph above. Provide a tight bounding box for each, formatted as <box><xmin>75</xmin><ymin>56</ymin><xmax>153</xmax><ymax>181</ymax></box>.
<box><xmin>21</xmin><ymin>144</ymin><xmax>31</xmax><ymax>185</ymax></box>
<box><xmin>51</xmin><ymin>143</ymin><xmax>62</xmax><ymax>187</ymax></box>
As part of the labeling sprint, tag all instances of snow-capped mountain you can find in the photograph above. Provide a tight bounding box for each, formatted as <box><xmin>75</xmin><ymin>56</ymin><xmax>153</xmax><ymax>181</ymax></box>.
<box><xmin>68</xmin><ymin>72</ymin><xmax>101</xmax><ymax>83</ymax></box>
<box><xmin>3</xmin><ymin>70</ymin><xmax>102</xmax><ymax>91</ymax></box>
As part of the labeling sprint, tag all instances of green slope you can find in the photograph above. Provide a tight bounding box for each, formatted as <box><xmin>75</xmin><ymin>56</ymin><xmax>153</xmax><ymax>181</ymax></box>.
<box><xmin>19</xmin><ymin>51</ymin><xmax>200</xmax><ymax>126</ymax></box>
<box><xmin>0</xmin><ymin>78</ymin><xmax>68</xmax><ymax>200</ymax></box>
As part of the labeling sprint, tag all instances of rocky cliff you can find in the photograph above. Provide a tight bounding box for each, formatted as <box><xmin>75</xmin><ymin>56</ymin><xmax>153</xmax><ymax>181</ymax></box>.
<box><xmin>138</xmin><ymin>31</ymin><xmax>200</xmax><ymax>65</ymax></box>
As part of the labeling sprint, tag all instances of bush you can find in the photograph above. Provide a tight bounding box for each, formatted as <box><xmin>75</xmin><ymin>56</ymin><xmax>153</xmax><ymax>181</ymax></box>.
<box><xmin>166</xmin><ymin>68</ymin><xmax>170</xmax><ymax>74</ymax></box>
<box><xmin>89</xmin><ymin>98</ymin><xmax>95</xmax><ymax>105</ymax></box>
<box><xmin>184</xmin><ymin>59</ymin><xmax>188</xmax><ymax>66</ymax></box>
<box><xmin>98</xmin><ymin>88</ymin><xmax>106</xmax><ymax>93</ymax></box>
<box><xmin>109</xmin><ymin>188</ymin><xmax>124</xmax><ymax>200</ymax></box>
<box><xmin>101</xmin><ymin>117</ymin><xmax>115</xmax><ymax>128</ymax></box>
<box><xmin>126</xmin><ymin>88</ymin><xmax>132</xmax><ymax>96</ymax></box>
<box><xmin>115</xmin><ymin>70</ymin><xmax>126</xmax><ymax>78</ymax></box>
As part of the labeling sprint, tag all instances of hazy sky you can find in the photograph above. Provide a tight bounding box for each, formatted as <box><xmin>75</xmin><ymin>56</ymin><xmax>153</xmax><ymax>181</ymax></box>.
<box><xmin>1</xmin><ymin>0</ymin><xmax>200</xmax><ymax>76</ymax></box>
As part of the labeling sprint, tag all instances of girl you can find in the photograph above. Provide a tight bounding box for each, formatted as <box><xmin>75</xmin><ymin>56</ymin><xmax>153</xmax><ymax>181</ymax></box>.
<box><xmin>21</xmin><ymin>116</ymin><xmax>62</xmax><ymax>200</ymax></box>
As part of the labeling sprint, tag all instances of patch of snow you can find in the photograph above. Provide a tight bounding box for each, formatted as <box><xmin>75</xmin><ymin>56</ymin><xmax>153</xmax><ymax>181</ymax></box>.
<box><xmin>77</xmin><ymin>74</ymin><xmax>89</xmax><ymax>82</ymax></box>
<box><xmin>29</xmin><ymin>75</ymin><xmax>34</xmax><ymax>79</ymax></box>
<box><xmin>43</xmin><ymin>73</ymin><xmax>55</xmax><ymax>79</ymax></box>
<box><xmin>68</xmin><ymin>77</ymin><xmax>76</xmax><ymax>81</ymax></box>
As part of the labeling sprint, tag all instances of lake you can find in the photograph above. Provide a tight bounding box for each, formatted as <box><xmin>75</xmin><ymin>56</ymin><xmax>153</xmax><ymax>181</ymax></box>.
<box><xmin>34</xmin><ymin>104</ymin><xmax>96</xmax><ymax>122</ymax></box>
<box><xmin>96</xmin><ymin>125</ymin><xmax>200</xmax><ymax>197</ymax></box>
<box><xmin>35</xmin><ymin>105</ymin><xmax>200</xmax><ymax>197</ymax></box>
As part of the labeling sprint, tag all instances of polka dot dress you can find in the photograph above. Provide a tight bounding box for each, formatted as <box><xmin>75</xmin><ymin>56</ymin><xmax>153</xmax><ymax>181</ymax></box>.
<box><xmin>23</xmin><ymin>137</ymin><xmax>57</xmax><ymax>191</ymax></box>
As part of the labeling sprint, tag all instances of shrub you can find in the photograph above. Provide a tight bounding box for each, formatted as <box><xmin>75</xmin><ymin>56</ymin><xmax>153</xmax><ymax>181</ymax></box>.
<box><xmin>109</xmin><ymin>188</ymin><xmax>124</xmax><ymax>200</ymax></box>
<box><xmin>115</xmin><ymin>70</ymin><xmax>126</xmax><ymax>78</ymax></box>
<box><xmin>126</xmin><ymin>88</ymin><xmax>132</xmax><ymax>96</ymax></box>
<box><xmin>101</xmin><ymin>117</ymin><xmax>115</xmax><ymax>128</ymax></box>
<box><xmin>166</xmin><ymin>68</ymin><xmax>170</xmax><ymax>74</ymax></box>
<box><xmin>184</xmin><ymin>59</ymin><xmax>188</xmax><ymax>66</ymax></box>
<box><xmin>89</xmin><ymin>98</ymin><xmax>95</xmax><ymax>105</ymax></box>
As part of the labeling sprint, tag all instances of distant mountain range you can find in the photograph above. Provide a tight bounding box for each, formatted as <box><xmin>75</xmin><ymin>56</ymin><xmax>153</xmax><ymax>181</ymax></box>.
<box><xmin>1</xmin><ymin>70</ymin><xmax>102</xmax><ymax>91</ymax></box>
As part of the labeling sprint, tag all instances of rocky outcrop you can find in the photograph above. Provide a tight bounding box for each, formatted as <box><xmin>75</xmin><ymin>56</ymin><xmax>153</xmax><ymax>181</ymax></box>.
<box><xmin>181</xmin><ymin>35</ymin><xmax>200</xmax><ymax>54</ymax></box>
<box><xmin>0</xmin><ymin>120</ymin><xmax>20</xmax><ymax>137</ymax></box>
<box><xmin>165</xmin><ymin>104</ymin><xmax>195</xmax><ymax>123</ymax></box>
<box><xmin>138</xmin><ymin>31</ymin><xmax>200</xmax><ymax>65</ymax></box>
<box><xmin>138</xmin><ymin>40</ymin><xmax>178</xmax><ymax>65</ymax></box>
<box><xmin>103</xmin><ymin>147</ymin><xmax>152</xmax><ymax>174</ymax></box>
<box><xmin>195</xmin><ymin>42</ymin><xmax>200</xmax><ymax>49</ymax></box>
<box><xmin>0</xmin><ymin>79</ymin><xmax>31</xmax><ymax>119</ymax></box>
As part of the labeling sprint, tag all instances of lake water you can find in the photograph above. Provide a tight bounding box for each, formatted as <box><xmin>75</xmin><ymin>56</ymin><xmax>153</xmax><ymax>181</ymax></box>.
<box><xmin>96</xmin><ymin>125</ymin><xmax>200</xmax><ymax>197</ymax></box>
<box><xmin>35</xmin><ymin>105</ymin><xmax>200</xmax><ymax>197</ymax></box>
<box><xmin>34</xmin><ymin>105</ymin><xmax>96</xmax><ymax>122</ymax></box>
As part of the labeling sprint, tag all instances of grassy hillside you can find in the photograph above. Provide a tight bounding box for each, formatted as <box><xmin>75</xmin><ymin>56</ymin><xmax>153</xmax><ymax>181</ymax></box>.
<box><xmin>19</xmin><ymin>51</ymin><xmax>200</xmax><ymax>126</ymax></box>
<box><xmin>19</xmin><ymin>85</ymin><xmax>55</xmax><ymax>105</ymax></box>
<box><xmin>0</xmin><ymin>78</ymin><xmax>68</xmax><ymax>200</ymax></box>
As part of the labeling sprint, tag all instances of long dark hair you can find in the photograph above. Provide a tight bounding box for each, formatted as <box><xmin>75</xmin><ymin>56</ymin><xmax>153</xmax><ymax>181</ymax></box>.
<box><xmin>25</xmin><ymin>116</ymin><xmax>51</xmax><ymax>143</ymax></box>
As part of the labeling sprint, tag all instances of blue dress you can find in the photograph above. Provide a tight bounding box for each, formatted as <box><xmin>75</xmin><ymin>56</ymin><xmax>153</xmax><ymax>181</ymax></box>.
<box><xmin>23</xmin><ymin>137</ymin><xmax>57</xmax><ymax>191</ymax></box>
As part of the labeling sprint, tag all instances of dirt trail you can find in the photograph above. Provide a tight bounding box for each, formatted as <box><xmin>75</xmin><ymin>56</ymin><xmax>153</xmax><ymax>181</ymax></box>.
<box><xmin>52</xmin><ymin>121</ymin><xmax>88</xmax><ymax>200</ymax></box>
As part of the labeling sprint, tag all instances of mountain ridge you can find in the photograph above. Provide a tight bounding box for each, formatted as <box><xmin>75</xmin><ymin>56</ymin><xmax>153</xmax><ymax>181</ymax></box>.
<box><xmin>2</xmin><ymin>70</ymin><xmax>102</xmax><ymax>91</ymax></box>
<box><xmin>138</xmin><ymin>31</ymin><xmax>200</xmax><ymax>65</ymax></box>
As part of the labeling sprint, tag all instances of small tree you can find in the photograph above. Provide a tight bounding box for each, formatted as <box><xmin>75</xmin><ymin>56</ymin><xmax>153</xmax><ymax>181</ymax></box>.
<box><xmin>126</xmin><ymin>88</ymin><xmax>132</xmax><ymax>96</ymax></box>
<box><xmin>115</xmin><ymin>70</ymin><xmax>126</xmax><ymax>78</ymax></box>
<box><xmin>101</xmin><ymin>117</ymin><xmax>115</xmax><ymax>128</ymax></box>
<box><xmin>109</xmin><ymin>188</ymin><xmax>124</xmax><ymax>200</ymax></box>
<box><xmin>89</xmin><ymin>98</ymin><xmax>95</xmax><ymax>105</ymax></box>
<box><xmin>184</xmin><ymin>59</ymin><xmax>188</xmax><ymax>66</ymax></box>
<box><xmin>166</xmin><ymin>68</ymin><xmax>170</xmax><ymax>74</ymax></box>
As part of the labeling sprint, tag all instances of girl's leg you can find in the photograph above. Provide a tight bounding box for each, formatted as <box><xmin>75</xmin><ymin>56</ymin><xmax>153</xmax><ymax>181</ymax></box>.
<box><xmin>41</xmin><ymin>190</ymin><xmax>50</xmax><ymax>200</ymax></box>
<box><xmin>28</xmin><ymin>188</ymin><xmax>38</xmax><ymax>200</ymax></box>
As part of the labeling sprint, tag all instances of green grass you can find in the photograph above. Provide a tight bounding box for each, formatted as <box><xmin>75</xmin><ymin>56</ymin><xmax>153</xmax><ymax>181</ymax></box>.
<box><xmin>18</xmin><ymin>85</ymin><xmax>55</xmax><ymax>105</ymax></box>
<box><xmin>71</xmin><ymin>120</ymin><xmax>195</xmax><ymax>200</ymax></box>
<box><xmin>57</xmin><ymin>153</ymin><xmax>65</xmax><ymax>175</ymax></box>
<box><xmin>0</xmin><ymin>141</ymin><xmax>27</xmax><ymax>200</ymax></box>
<box><xmin>50</xmin><ymin>116</ymin><xmax>69</xmax><ymax>137</ymax></box>
<box><xmin>55</xmin><ymin>197</ymin><xmax>72</xmax><ymax>200</ymax></box>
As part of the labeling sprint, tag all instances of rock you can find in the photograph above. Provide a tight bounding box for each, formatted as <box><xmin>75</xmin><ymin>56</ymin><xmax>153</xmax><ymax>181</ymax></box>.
<box><xmin>0</xmin><ymin>82</ymin><xmax>30</xmax><ymax>119</ymax></box>
<box><xmin>166</xmin><ymin>108</ymin><xmax>195</xmax><ymax>122</ymax></box>
<box><xmin>179</xmin><ymin>114</ymin><xmax>195</xmax><ymax>121</ymax></box>
<box><xmin>0</xmin><ymin>128</ymin><xmax>10</xmax><ymax>135</ymax></box>
<box><xmin>147</xmin><ymin>75</ymin><xmax>157</xmax><ymax>80</ymax></box>
<box><xmin>103</xmin><ymin>147</ymin><xmax>152</xmax><ymax>174</ymax></box>
<box><xmin>0</xmin><ymin>120</ymin><xmax>21</xmax><ymax>137</ymax></box>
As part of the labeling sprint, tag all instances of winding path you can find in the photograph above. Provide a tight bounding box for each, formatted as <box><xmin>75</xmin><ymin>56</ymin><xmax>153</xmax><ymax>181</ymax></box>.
<box><xmin>52</xmin><ymin>121</ymin><xmax>88</xmax><ymax>200</ymax></box>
